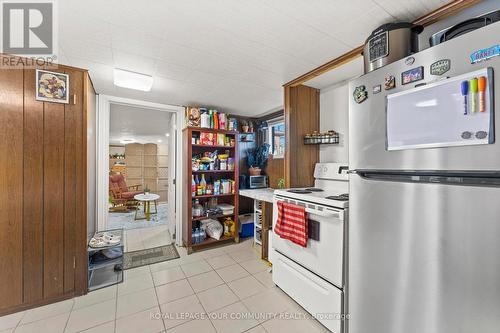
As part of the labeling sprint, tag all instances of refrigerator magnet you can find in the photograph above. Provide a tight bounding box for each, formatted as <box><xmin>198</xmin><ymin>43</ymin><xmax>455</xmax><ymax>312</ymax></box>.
<box><xmin>402</xmin><ymin>66</ymin><xmax>424</xmax><ymax>85</ymax></box>
<box><xmin>430</xmin><ymin>59</ymin><xmax>451</xmax><ymax>75</ymax></box>
<box><xmin>384</xmin><ymin>75</ymin><xmax>395</xmax><ymax>90</ymax></box>
<box><xmin>470</xmin><ymin>44</ymin><xmax>500</xmax><ymax>64</ymax></box>
<box><xmin>353</xmin><ymin>85</ymin><xmax>368</xmax><ymax>104</ymax></box>
<box><xmin>405</xmin><ymin>56</ymin><xmax>415</xmax><ymax>66</ymax></box>
<box><xmin>373</xmin><ymin>85</ymin><xmax>381</xmax><ymax>94</ymax></box>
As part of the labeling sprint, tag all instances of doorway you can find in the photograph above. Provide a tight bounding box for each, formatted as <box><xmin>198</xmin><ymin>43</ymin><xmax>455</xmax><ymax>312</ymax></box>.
<box><xmin>107</xmin><ymin>104</ymin><xmax>175</xmax><ymax>249</ymax></box>
<box><xmin>96</xmin><ymin>95</ymin><xmax>184</xmax><ymax>248</ymax></box>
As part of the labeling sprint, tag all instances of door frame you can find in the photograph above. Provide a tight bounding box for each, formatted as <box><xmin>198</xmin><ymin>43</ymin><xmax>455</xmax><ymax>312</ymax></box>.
<box><xmin>96</xmin><ymin>95</ymin><xmax>185</xmax><ymax>246</ymax></box>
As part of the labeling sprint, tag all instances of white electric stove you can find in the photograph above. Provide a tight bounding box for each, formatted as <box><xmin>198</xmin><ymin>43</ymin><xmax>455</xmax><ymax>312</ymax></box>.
<box><xmin>274</xmin><ymin>162</ymin><xmax>349</xmax><ymax>208</ymax></box>
<box><xmin>272</xmin><ymin>163</ymin><xmax>348</xmax><ymax>333</ymax></box>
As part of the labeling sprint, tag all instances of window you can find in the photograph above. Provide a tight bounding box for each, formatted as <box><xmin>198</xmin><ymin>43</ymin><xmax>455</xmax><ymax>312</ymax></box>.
<box><xmin>265</xmin><ymin>118</ymin><xmax>285</xmax><ymax>158</ymax></box>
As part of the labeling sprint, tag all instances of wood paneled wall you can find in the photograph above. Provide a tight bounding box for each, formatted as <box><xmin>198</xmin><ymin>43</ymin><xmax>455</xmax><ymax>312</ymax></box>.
<box><xmin>265</xmin><ymin>155</ymin><xmax>284</xmax><ymax>189</ymax></box>
<box><xmin>284</xmin><ymin>85</ymin><xmax>320</xmax><ymax>188</ymax></box>
<box><xmin>0</xmin><ymin>56</ymin><xmax>92</xmax><ymax>315</ymax></box>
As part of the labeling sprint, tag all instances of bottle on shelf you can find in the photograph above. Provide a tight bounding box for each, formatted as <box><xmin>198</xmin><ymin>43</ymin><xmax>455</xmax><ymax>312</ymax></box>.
<box><xmin>214</xmin><ymin>111</ymin><xmax>219</xmax><ymax>129</ymax></box>
<box><xmin>192</xmin><ymin>199</ymin><xmax>203</xmax><ymax>217</ymax></box>
<box><xmin>192</xmin><ymin>175</ymin><xmax>196</xmax><ymax>198</ymax></box>
<box><xmin>192</xmin><ymin>228</ymin><xmax>198</xmax><ymax>244</ymax></box>
<box><xmin>209</xmin><ymin>110</ymin><xmax>214</xmax><ymax>129</ymax></box>
<box><xmin>199</xmin><ymin>227</ymin><xmax>206</xmax><ymax>243</ymax></box>
<box><xmin>206</xmin><ymin>177</ymin><xmax>214</xmax><ymax>195</ymax></box>
<box><xmin>224</xmin><ymin>217</ymin><xmax>236</xmax><ymax>237</ymax></box>
<box><xmin>200</xmin><ymin>174</ymin><xmax>207</xmax><ymax>195</ymax></box>
<box><xmin>214</xmin><ymin>180</ymin><xmax>221</xmax><ymax>195</ymax></box>
<box><xmin>200</xmin><ymin>114</ymin><xmax>209</xmax><ymax>129</ymax></box>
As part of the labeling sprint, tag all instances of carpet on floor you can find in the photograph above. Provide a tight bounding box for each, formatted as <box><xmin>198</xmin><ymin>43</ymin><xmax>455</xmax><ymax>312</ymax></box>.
<box><xmin>108</xmin><ymin>203</ymin><xmax>169</xmax><ymax>230</ymax></box>
<box><xmin>123</xmin><ymin>244</ymin><xmax>180</xmax><ymax>270</ymax></box>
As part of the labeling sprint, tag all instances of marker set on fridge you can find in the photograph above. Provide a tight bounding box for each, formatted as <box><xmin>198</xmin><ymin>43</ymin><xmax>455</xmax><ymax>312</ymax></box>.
<box><xmin>461</xmin><ymin>76</ymin><xmax>487</xmax><ymax>115</ymax></box>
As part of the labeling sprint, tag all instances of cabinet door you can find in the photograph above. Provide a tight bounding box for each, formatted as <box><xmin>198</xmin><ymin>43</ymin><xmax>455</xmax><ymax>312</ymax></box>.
<box><xmin>0</xmin><ymin>67</ymin><xmax>24</xmax><ymax>310</ymax></box>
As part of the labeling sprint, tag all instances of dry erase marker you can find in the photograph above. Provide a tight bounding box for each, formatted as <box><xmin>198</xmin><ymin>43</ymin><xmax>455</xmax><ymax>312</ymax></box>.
<box><xmin>461</xmin><ymin>80</ymin><xmax>469</xmax><ymax>115</ymax></box>
<box><xmin>470</xmin><ymin>78</ymin><xmax>478</xmax><ymax>113</ymax></box>
<box><xmin>478</xmin><ymin>76</ymin><xmax>486</xmax><ymax>112</ymax></box>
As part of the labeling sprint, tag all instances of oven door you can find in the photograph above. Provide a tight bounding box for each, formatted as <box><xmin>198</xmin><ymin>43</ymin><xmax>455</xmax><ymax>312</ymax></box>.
<box><xmin>272</xmin><ymin>195</ymin><xmax>345</xmax><ymax>288</ymax></box>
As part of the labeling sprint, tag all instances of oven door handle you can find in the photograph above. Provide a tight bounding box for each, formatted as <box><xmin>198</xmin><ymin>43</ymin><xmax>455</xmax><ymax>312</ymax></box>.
<box><xmin>305</xmin><ymin>207</ymin><xmax>340</xmax><ymax>218</ymax></box>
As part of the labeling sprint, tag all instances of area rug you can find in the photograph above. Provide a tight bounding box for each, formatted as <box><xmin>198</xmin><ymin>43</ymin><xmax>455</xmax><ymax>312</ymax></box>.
<box><xmin>123</xmin><ymin>244</ymin><xmax>180</xmax><ymax>269</ymax></box>
<box><xmin>108</xmin><ymin>203</ymin><xmax>169</xmax><ymax>230</ymax></box>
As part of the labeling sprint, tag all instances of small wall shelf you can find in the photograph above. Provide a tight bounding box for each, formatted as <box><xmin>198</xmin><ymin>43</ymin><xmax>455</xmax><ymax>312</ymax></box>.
<box><xmin>304</xmin><ymin>132</ymin><xmax>339</xmax><ymax>145</ymax></box>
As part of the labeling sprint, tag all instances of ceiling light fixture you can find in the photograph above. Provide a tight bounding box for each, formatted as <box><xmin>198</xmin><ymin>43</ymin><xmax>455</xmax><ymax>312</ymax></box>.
<box><xmin>165</xmin><ymin>133</ymin><xmax>170</xmax><ymax>137</ymax></box>
<box><xmin>157</xmin><ymin>139</ymin><xmax>163</xmax><ymax>143</ymax></box>
<box><xmin>113</xmin><ymin>68</ymin><xmax>153</xmax><ymax>91</ymax></box>
<box><xmin>120</xmin><ymin>139</ymin><xmax>135</xmax><ymax>144</ymax></box>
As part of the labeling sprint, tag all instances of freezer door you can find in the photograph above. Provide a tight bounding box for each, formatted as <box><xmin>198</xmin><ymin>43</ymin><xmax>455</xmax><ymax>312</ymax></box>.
<box><xmin>349</xmin><ymin>173</ymin><xmax>500</xmax><ymax>333</ymax></box>
<box><xmin>349</xmin><ymin>22</ymin><xmax>500</xmax><ymax>171</ymax></box>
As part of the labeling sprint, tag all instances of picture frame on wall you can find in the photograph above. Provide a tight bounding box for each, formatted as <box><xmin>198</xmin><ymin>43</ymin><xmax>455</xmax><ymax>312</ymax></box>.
<box><xmin>36</xmin><ymin>69</ymin><xmax>70</xmax><ymax>104</ymax></box>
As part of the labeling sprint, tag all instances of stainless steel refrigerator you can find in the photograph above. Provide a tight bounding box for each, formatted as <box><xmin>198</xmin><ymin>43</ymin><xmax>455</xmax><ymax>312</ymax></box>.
<box><xmin>348</xmin><ymin>22</ymin><xmax>500</xmax><ymax>333</ymax></box>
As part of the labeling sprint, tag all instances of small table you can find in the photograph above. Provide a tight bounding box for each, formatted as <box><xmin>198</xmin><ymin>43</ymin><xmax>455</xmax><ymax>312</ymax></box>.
<box><xmin>134</xmin><ymin>193</ymin><xmax>160</xmax><ymax>221</ymax></box>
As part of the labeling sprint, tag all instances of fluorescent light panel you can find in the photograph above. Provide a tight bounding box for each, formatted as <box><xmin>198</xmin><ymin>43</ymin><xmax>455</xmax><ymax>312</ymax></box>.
<box><xmin>113</xmin><ymin>68</ymin><xmax>153</xmax><ymax>91</ymax></box>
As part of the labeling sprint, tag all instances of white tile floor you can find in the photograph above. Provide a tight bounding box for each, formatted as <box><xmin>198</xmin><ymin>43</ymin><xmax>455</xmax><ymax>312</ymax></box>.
<box><xmin>0</xmin><ymin>237</ymin><xmax>329</xmax><ymax>333</ymax></box>
<box><xmin>124</xmin><ymin>225</ymin><xmax>172</xmax><ymax>252</ymax></box>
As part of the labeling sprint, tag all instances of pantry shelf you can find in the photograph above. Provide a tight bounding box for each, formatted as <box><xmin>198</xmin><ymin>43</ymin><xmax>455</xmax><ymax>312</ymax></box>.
<box><xmin>191</xmin><ymin>234</ymin><xmax>235</xmax><ymax>248</ymax></box>
<box><xmin>192</xmin><ymin>144</ymin><xmax>235</xmax><ymax>149</ymax></box>
<box><xmin>192</xmin><ymin>213</ymin><xmax>235</xmax><ymax>221</ymax></box>
<box><xmin>192</xmin><ymin>170</ymin><xmax>234</xmax><ymax>173</ymax></box>
<box><xmin>183</xmin><ymin>126</ymin><xmax>240</xmax><ymax>254</ymax></box>
<box><xmin>193</xmin><ymin>193</ymin><xmax>235</xmax><ymax>199</ymax></box>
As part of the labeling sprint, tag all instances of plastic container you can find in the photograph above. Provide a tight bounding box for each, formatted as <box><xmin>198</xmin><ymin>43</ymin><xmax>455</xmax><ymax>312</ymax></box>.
<box><xmin>217</xmin><ymin>203</ymin><xmax>234</xmax><ymax>215</ymax></box>
<box><xmin>238</xmin><ymin>213</ymin><xmax>254</xmax><ymax>238</ymax></box>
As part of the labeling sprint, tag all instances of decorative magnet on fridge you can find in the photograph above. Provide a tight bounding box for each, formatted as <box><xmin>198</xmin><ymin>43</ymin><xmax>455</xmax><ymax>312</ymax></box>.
<box><xmin>470</xmin><ymin>44</ymin><xmax>500</xmax><ymax>64</ymax></box>
<box><xmin>384</xmin><ymin>75</ymin><xmax>395</xmax><ymax>90</ymax></box>
<box><xmin>372</xmin><ymin>85</ymin><xmax>382</xmax><ymax>94</ymax></box>
<box><xmin>401</xmin><ymin>66</ymin><xmax>424</xmax><ymax>85</ymax></box>
<box><xmin>405</xmin><ymin>56</ymin><xmax>415</xmax><ymax>66</ymax></box>
<box><xmin>36</xmin><ymin>69</ymin><xmax>69</xmax><ymax>104</ymax></box>
<box><xmin>430</xmin><ymin>59</ymin><xmax>451</xmax><ymax>76</ymax></box>
<box><xmin>353</xmin><ymin>85</ymin><xmax>368</xmax><ymax>104</ymax></box>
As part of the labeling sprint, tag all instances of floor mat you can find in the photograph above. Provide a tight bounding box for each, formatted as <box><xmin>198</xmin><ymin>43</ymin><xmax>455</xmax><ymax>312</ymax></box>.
<box><xmin>123</xmin><ymin>244</ymin><xmax>180</xmax><ymax>270</ymax></box>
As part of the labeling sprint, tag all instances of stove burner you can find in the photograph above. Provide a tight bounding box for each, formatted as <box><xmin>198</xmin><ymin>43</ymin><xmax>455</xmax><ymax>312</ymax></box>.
<box><xmin>326</xmin><ymin>193</ymin><xmax>349</xmax><ymax>201</ymax></box>
<box><xmin>305</xmin><ymin>188</ymin><xmax>324</xmax><ymax>192</ymax></box>
<box><xmin>287</xmin><ymin>189</ymin><xmax>313</xmax><ymax>194</ymax></box>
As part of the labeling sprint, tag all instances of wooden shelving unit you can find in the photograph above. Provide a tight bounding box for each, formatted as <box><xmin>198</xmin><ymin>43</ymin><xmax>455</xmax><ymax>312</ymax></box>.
<box><xmin>183</xmin><ymin>127</ymin><xmax>239</xmax><ymax>254</ymax></box>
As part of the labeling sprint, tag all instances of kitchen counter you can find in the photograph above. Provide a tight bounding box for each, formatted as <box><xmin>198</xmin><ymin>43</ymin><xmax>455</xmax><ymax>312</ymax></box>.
<box><xmin>239</xmin><ymin>188</ymin><xmax>275</xmax><ymax>203</ymax></box>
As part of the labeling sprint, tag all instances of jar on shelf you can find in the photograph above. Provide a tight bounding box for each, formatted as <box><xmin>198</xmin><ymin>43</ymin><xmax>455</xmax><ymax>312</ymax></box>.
<box><xmin>304</xmin><ymin>133</ymin><xmax>311</xmax><ymax>144</ymax></box>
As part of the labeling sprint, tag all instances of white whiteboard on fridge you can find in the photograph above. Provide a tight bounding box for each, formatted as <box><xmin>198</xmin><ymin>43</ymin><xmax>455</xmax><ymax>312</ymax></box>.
<box><xmin>386</xmin><ymin>67</ymin><xmax>494</xmax><ymax>151</ymax></box>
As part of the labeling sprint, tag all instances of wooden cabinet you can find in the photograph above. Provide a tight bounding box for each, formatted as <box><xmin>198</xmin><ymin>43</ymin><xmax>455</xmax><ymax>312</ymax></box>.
<box><xmin>284</xmin><ymin>85</ymin><xmax>320</xmax><ymax>188</ymax></box>
<box><xmin>0</xmin><ymin>56</ymin><xmax>94</xmax><ymax>315</ymax></box>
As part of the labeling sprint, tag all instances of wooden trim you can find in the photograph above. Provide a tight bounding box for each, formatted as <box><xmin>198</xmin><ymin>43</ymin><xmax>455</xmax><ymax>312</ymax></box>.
<box><xmin>0</xmin><ymin>292</ymin><xmax>75</xmax><ymax>317</ymax></box>
<box><xmin>283</xmin><ymin>0</ymin><xmax>481</xmax><ymax>87</ymax></box>
<box><xmin>412</xmin><ymin>0</ymin><xmax>480</xmax><ymax>26</ymax></box>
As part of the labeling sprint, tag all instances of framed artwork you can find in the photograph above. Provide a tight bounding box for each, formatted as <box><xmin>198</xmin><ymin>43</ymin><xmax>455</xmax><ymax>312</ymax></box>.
<box><xmin>36</xmin><ymin>69</ymin><xmax>70</xmax><ymax>104</ymax></box>
<box><xmin>186</xmin><ymin>106</ymin><xmax>201</xmax><ymax>127</ymax></box>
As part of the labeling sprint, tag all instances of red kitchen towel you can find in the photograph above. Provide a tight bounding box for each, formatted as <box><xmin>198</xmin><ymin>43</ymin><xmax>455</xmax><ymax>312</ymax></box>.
<box><xmin>274</xmin><ymin>201</ymin><xmax>308</xmax><ymax>247</ymax></box>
